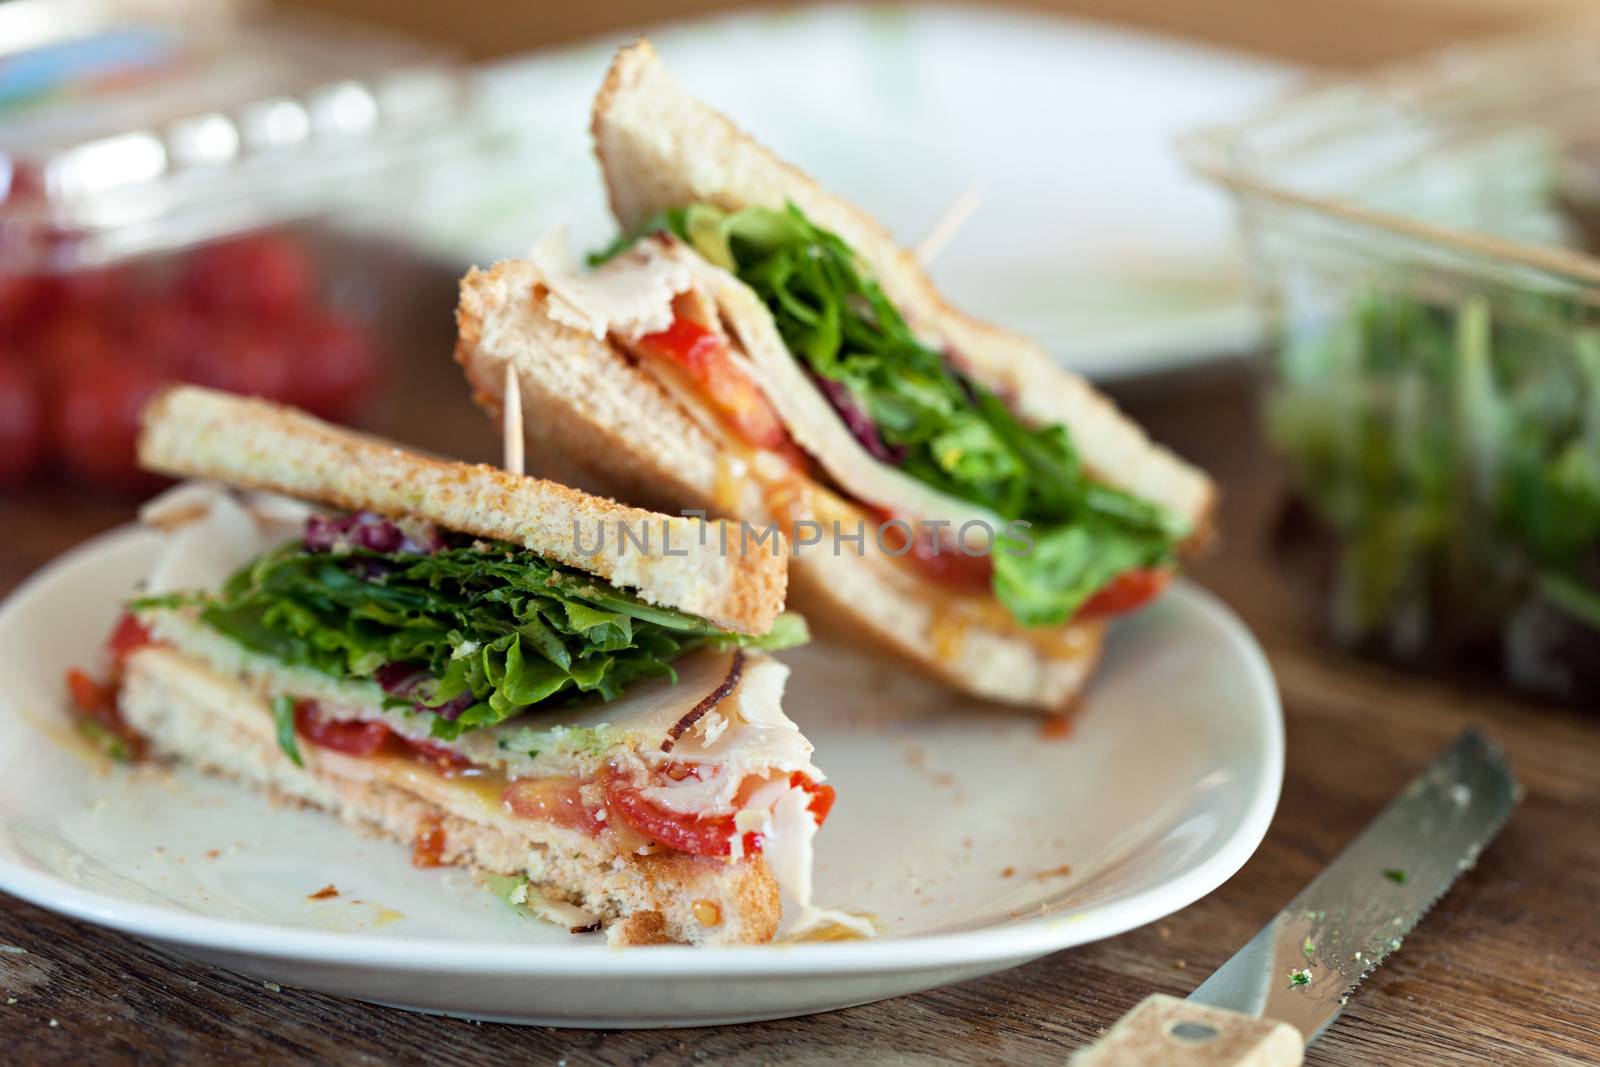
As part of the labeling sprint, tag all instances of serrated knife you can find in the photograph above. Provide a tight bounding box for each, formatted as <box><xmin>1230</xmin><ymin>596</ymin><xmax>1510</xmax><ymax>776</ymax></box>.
<box><xmin>1073</xmin><ymin>729</ymin><xmax>1519</xmax><ymax>1066</ymax></box>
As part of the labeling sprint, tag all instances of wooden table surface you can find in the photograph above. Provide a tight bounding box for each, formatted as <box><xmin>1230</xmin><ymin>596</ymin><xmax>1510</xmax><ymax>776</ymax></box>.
<box><xmin>278</xmin><ymin>0</ymin><xmax>1593</xmax><ymax>66</ymax></box>
<box><xmin>2</xmin><ymin>348</ymin><xmax>1597</xmax><ymax>1065</ymax></box>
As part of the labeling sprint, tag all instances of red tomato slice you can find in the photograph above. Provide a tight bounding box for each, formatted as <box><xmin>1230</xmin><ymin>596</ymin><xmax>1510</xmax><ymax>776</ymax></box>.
<box><xmin>65</xmin><ymin>667</ymin><xmax>116</xmax><ymax>720</ymax></box>
<box><xmin>875</xmin><ymin>509</ymin><xmax>995</xmax><ymax>592</ymax></box>
<box><xmin>403</xmin><ymin>736</ymin><xmax>476</xmax><ymax>776</ymax></box>
<box><xmin>605</xmin><ymin>771</ymin><xmax>836</xmax><ymax>856</ymax></box>
<box><xmin>62</xmin><ymin>612</ymin><xmax>160</xmax><ymax>758</ymax></box>
<box><xmin>1076</xmin><ymin>568</ymin><xmax>1173</xmax><ymax>620</ymax></box>
<box><xmin>294</xmin><ymin>703</ymin><xmax>393</xmax><ymax>758</ymax></box>
<box><xmin>604</xmin><ymin>773</ymin><xmax>742</xmax><ymax>857</ymax></box>
<box><xmin>502</xmin><ymin>777</ymin><xmax>607</xmax><ymax>835</ymax></box>
<box><xmin>661</xmin><ymin>761</ymin><xmax>708</xmax><ymax>783</ymax></box>
<box><xmin>107</xmin><ymin>613</ymin><xmax>153</xmax><ymax>664</ymax></box>
<box><xmin>633</xmin><ymin>317</ymin><xmax>795</xmax><ymax>455</ymax></box>
<box><xmin>64</xmin><ymin>666</ymin><xmax>147</xmax><ymax>760</ymax></box>
<box><xmin>791</xmin><ymin>773</ymin><xmax>836</xmax><ymax>825</ymax></box>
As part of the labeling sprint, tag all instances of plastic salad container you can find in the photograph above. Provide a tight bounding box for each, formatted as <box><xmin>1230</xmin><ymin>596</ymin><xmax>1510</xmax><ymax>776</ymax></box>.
<box><xmin>1184</xmin><ymin>22</ymin><xmax>1600</xmax><ymax>702</ymax></box>
<box><xmin>0</xmin><ymin>0</ymin><xmax>473</xmax><ymax>492</ymax></box>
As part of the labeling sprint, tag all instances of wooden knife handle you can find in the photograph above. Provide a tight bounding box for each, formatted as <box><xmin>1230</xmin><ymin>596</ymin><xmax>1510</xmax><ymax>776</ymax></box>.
<box><xmin>1071</xmin><ymin>995</ymin><xmax>1304</xmax><ymax>1066</ymax></box>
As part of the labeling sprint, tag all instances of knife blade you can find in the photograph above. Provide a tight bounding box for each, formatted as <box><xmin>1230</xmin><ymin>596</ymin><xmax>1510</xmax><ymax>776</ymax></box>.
<box><xmin>1074</xmin><ymin>729</ymin><xmax>1519</xmax><ymax>1065</ymax></box>
<box><xmin>1187</xmin><ymin>728</ymin><xmax>1518</xmax><ymax>1042</ymax></box>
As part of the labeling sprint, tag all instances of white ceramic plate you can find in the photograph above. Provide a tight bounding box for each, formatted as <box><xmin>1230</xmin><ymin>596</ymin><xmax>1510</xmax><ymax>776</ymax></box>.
<box><xmin>0</xmin><ymin>526</ymin><xmax>1281</xmax><ymax>1027</ymax></box>
<box><xmin>420</xmin><ymin>4</ymin><xmax>1302</xmax><ymax>380</ymax></box>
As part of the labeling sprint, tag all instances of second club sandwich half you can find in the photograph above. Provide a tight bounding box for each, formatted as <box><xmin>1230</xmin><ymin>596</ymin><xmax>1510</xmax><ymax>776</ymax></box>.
<box><xmin>455</xmin><ymin>40</ymin><xmax>1217</xmax><ymax>711</ymax></box>
<box><xmin>86</xmin><ymin>384</ymin><xmax>865</xmax><ymax>946</ymax></box>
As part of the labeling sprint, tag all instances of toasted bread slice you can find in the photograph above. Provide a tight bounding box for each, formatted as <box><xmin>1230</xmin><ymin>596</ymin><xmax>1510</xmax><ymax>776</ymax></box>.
<box><xmin>591</xmin><ymin>38</ymin><xmax>1215</xmax><ymax>546</ymax></box>
<box><xmin>457</xmin><ymin>260</ymin><xmax>1104</xmax><ymax>710</ymax></box>
<box><xmin>120</xmin><ymin>646</ymin><xmax>781</xmax><ymax>946</ymax></box>
<box><xmin>137</xmin><ymin>385</ymin><xmax>785</xmax><ymax>635</ymax></box>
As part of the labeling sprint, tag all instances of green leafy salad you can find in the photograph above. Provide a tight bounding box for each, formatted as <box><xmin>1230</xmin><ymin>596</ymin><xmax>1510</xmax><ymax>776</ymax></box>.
<box><xmin>1268</xmin><ymin>285</ymin><xmax>1600</xmax><ymax>685</ymax></box>
<box><xmin>595</xmin><ymin>203</ymin><xmax>1190</xmax><ymax>627</ymax></box>
<box><xmin>138</xmin><ymin>518</ymin><xmax>806</xmax><ymax>740</ymax></box>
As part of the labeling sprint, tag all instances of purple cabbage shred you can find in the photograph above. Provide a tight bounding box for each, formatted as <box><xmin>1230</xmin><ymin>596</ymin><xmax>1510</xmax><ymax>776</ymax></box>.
<box><xmin>375</xmin><ymin>662</ymin><xmax>429</xmax><ymax>697</ymax></box>
<box><xmin>810</xmin><ymin>373</ymin><xmax>905</xmax><ymax>464</ymax></box>
<box><xmin>432</xmin><ymin>692</ymin><xmax>474</xmax><ymax>722</ymax></box>
<box><xmin>375</xmin><ymin>662</ymin><xmax>473</xmax><ymax>721</ymax></box>
<box><xmin>304</xmin><ymin>511</ymin><xmax>446</xmax><ymax>556</ymax></box>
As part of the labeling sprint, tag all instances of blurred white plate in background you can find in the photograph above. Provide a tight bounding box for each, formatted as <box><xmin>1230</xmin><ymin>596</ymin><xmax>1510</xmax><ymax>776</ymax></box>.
<box><xmin>431</xmin><ymin>3</ymin><xmax>1302</xmax><ymax>380</ymax></box>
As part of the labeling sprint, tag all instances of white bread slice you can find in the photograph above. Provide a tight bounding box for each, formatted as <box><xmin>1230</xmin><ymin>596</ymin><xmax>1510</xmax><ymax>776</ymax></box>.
<box><xmin>136</xmin><ymin>384</ymin><xmax>785</xmax><ymax>635</ymax></box>
<box><xmin>591</xmin><ymin>39</ymin><xmax>1215</xmax><ymax>547</ymax></box>
<box><xmin>120</xmin><ymin>646</ymin><xmax>781</xmax><ymax>946</ymax></box>
<box><xmin>457</xmin><ymin>260</ymin><xmax>1104</xmax><ymax>710</ymax></box>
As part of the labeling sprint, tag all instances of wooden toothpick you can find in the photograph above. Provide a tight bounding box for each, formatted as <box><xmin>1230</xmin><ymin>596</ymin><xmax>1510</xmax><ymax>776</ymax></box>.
<box><xmin>502</xmin><ymin>362</ymin><xmax>524</xmax><ymax>476</ymax></box>
<box><xmin>914</xmin><ymin>183</ymin><xmax>984</xmax><ymax>266</ymax></box>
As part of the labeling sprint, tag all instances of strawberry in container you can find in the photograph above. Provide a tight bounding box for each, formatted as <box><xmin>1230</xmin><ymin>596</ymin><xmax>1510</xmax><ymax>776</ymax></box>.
<box><xmin>0</xmin><ymin>8</ymin><xmax>474</xmax><ymax>492</ymax></box>
<box><xmin>2</xmin><ymin>227</ymin><xmax>389</xmax><ymax>493</ymax></box>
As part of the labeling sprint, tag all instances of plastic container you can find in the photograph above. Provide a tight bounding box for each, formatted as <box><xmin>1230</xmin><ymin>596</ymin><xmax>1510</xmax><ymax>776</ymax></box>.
<box><xmin>1184</xmin><ymin>22</ymin><xmax>1600</xmax><ymax>702</ymax></box>
<box><xmin>0</xmin><ymin>1</ymin><xmax>474</xmax><ymax>491</ymax></box>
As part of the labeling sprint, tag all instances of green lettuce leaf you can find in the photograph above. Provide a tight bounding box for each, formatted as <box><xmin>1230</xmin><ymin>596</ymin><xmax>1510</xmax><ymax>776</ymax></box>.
<box><xmin>271</xmin><ymin>694</ymin><xmax>303</xmax><ymax>767</ymax></box>
<box><xmin>992</xmin><ymin>519</ymin><xmax>1176</xmax><ymax>629</ymax></box>
<box><xmin>600</xmin><ymin>202</ymin><xmax>1188</xmax><ymax>626</ymax></box>
<box><xmin>139</xmin><ymin>538</ymin><xmax>806</xmax><ymax>739</ymax></box>
<box><xmin>1268</xmin><ymin>283</ymin><xmax>1600</xmax><ymax>647</ymax></box>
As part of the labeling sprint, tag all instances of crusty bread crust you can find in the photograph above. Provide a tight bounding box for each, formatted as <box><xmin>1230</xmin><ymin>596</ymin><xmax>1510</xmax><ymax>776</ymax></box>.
<box><xmin>591</xmin><ymin>39</ymin><xmax>1216</xmax><ymax>549</ymax></box>
<box><xmin>137</xmin><ymin>385</ymin><xmax>785</xmax><ymax>635</ymax></box>
<box><xmin>457</xmin><ymin>260</ymin><xmax>1104</xmax><ymax>710</ymax></box>
<box><xmin>120</xmin><ymin>647</ymin><xmax>781</xmax><ymax>946</ymax></box>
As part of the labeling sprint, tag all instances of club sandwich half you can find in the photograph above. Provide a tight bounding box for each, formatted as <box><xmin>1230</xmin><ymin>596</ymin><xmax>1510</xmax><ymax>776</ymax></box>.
<box><xmin>70</xmin><ymin>384</ymin><xmax>865</xmax><ymax>945</ymax></box>
<box><xmin>454</xmin><ymin>40</ymin><xmax>1216</xmax><ymax>711</ymax></box>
